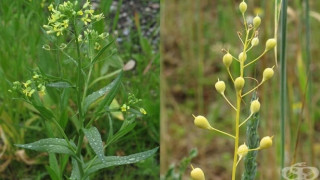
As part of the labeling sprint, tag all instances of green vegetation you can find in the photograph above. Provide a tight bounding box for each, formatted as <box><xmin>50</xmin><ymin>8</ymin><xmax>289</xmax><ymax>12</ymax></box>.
<box><xmin>0</xmin><ymin>0</ymin><xmax>159</xmax><ymax>179</ymax></box>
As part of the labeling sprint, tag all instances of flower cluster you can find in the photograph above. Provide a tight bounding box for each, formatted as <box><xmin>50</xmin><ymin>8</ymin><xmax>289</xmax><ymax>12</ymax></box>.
<box><xmin>120</xmin><ymin>93</ymin><xmax>147</xmax><ymax>115</ymax></box>
<box><xmin>43</xmin><ymin>1</ymin><xmax>104</xmax><ymax>37</ymax></box>
<box><xmin>9</xmin><ymin>71</ymin><xmax>46</xmax><ymax>98</ymax></box>
<box><xmin>190</xmin><ymin>1</ymin><xmax>276</xmax><ymax>179</ymax></box>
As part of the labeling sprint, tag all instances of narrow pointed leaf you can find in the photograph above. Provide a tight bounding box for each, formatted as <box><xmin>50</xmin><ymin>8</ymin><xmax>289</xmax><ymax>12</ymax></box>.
<box><xmin>83</xmin><ymin>127</ymin><xmax>106</xmax><ymax>164</ymax></box>
<box><xmin>84</xmin><ymin>147</ymin><xmax>158</xmax><ymax>176</ymax></box>
<box><xmin>47</xmin><ymin>81</ymin><xmax>74</xmax><ymax>88</ymax></box>
<box><xmin>91</xmin><ymin>39</ymin><xmax>115</xmax><ymax>65</ymax></box>
<box><xmin>95</xmin><ymin>71</ymin><xmax>123</xmax><ymax>114</ymax></box>
<box><xmin>15</xmin><ymin>138</ymin><xmax>76</xmax><ymax>155</ymax></box>
<box><xmin>83</xmin><ymin>71</ymin><xmax>123</xmax><ymax>113</ymax></box>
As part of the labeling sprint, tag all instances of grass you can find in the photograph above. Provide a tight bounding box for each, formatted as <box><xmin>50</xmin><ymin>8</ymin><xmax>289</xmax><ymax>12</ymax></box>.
<box><xmin>0</xmin><ymin>0</ymin><xmax>159</xmax><ymax>179</ymax></box>
<box><xmin>280</xmin><ymin>0</ymin><xmax>287</xmax><ymax>177</ymax></box>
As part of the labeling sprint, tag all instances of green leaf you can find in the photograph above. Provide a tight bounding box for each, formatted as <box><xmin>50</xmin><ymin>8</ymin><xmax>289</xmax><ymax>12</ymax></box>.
<box><xmin>86</xmin><ymin>71</ymin><xmax>123</xmax><ymax>115</ymax></box>
<box><xmin>84</xmin><ymin>147</ymin><xmax>158</xmax><ymax>177</ymax></box>
<box><xmin>91</xmin><ymin>39</ymin><xmax>115</xmax><ymax>65</ymax></box>
<box><xmin>47</xmin><ymin>81</ymin><xmax>74</xmax><ymax>88</ymax></box>
<box><xmin>33</xmin><ymin>104</ymin><xmax>55</xmax><ymax>120</ymax></box>
<box><xmin>83</xmin><ymin>126</ymin><xmax>106</xmax><ymax>164</ymax></box>
<box><xmin>70</xmin><ymin>158</ymin><xmax>81</xmax><ymax>180</ymax></box>
<box><xmin>49</xmin><ymin>153</ymin><xmax>60</xmax><ymax>179</ymax></box>
<box><xmin>45</xmin><ymin>166</ymin><xmax>60</xmax><ymax>180</ymax></box>
<box><xmin>15</xmin><ymin>138</ymin><xmax>76</xmax><ymax>155</ymax></box>
<box><xmin>105</xmin><ymin>122</ymin><xmax>136</xmax><ymax>148</ymax></box>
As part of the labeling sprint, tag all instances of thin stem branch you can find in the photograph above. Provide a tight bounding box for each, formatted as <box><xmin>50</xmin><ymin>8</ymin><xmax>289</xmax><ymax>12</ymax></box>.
<box><xmin>209</xmin><ymin>127</ymin><xmax>235</xmax><ymax>139</ymax></box>
<box><xmin>227</xmin><ymin>68</ymin><xmax>235</xmax><ymax>82</ymax></box>
<box><xmin>222</xmin><ymin>94</ymin><xmax>237</xmax><ymax>111</ymax></box>
<box><xmin>241</xmin><ymin>82</ymin><xmax>263</xmax><ymax>98</ymax></box>
<box><xmin>239</xmin><ymin>113</ymin><xmax>253</xmax><ymax>127</ymax></box>
<box><xmin>244</xmin><ymin>50</ymin><xmax>267</xmax><ymax>68</ymax></box>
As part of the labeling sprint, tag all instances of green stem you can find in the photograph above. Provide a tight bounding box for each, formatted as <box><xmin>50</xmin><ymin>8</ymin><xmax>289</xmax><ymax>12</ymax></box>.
<box><xmin>209</xmin><ymin>127</ymin><xmax>235</xmax><ymax>139</ymax></box>
<box><xmin>244</xmin><ymin>50</ymin><xmax>267</xmax><ymax>68</ymax></box>
<box><xmin>232</xmin><ymin>91</ymin><xmax>241</xmax><ymax>180</ymax></box>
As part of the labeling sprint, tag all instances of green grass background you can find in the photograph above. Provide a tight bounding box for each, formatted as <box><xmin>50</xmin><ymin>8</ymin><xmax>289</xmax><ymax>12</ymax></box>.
<box><xmin>0</xmin><ymin>0</ymin><xmax>159</xmax><ymax>179</ymax></box>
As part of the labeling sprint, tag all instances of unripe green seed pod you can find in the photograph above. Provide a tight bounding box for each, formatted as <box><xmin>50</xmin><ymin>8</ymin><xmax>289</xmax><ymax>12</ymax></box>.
<box><xmin>239</xmin><ymin>1</ymin><xmax>247</xmax><ymax>14</ymax></box>
<box><xmin>237</xmin><ymin>143</ymin><xmax>248</xmax><ymax>157</ymax></box>
<box><xmin>238</xmin><ymin>52</ymin><xmax>247</xmax><ymax>62</ymax></box>
<box><xmin>223</xmin><ymin>53</ymin><xmax>233</xmax><ymax>67</ymax></box>
<box><xmin>234</xmin><ymin>77</ymin><xmax>245</xmax><ymax>91</ymax></box>
<box><xmin>259</xmin><ymin>136</ymin><xmax>273</xmax><ymax>149</ymax></box>
<box><xmin>191</xmin><ymin>167</ymin><xmax>205</xmax><ymax>180</ymax></box>
<box><xmin>250</xmin><ymin>100</ymin><xmax>260</xmax><ymax>114</ymax></box>
<box><xmin>251</xmin><ymin>37</ymin><xmax>259</xmax><ymax>46</ymax></box>
<box><xmin>194</xmin><ymin>115</ymin><xmax>212</xmax><ymax>130</ymax></box>
<box><xmin>253</xmin><ymin>15</ymin><xmax>261</xmax><ymax>28</ymax></box>
<box><xmin>215</xmin><ymin>80</ymin><xmax>226</xmax><ymax>94</ymax></box>
<box><xmin>265</xmin><ymin>38</ymin><xmax>277</xmax><ymax>51</ymax></box>
<box><xmin>262</xmin><ymin>68</ymin><xmax>274</xmax><ymax>81</ymax></box>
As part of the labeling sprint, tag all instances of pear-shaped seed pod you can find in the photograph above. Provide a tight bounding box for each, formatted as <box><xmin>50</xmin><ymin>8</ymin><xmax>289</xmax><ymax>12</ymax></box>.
<box><xmin>194</xmin><ymin>115</ymin><xmax>212</xmax><ymax>130</ymax></box>
<box><xmin>265</xmin><ymin>38</ymin><xmax>277</xmax><ymax>51</ymax></box>
<box><xmin>239</xmin><ymin>1</ymin><xmax>247</xmax><ymax>14</ymax></box>
<box><xmin>191</xmin><ymin>167</ymin><xmax>205</xmax><ymax>180</ymax></box>
<box><xmin>250</xmin><ymin>100</ymin><xmax>260</xmax><ymax>114</ymax></box>
<box><xmin>259</xmin><ymin>136</ymin><xmax>273</xmax><ymax>149</ymax></box>
<box><xmin>237</xmin><ymin>143</ymin><xmax>248</xmax><ymax>157</ymax></box>
<box><xmin>262</xmin><ymin>68</ymin><xmax>274</xmax><ymax>81</ymax></box>
<box><xmin>238</xmin><ymin>52</ymin><xmax>247</xmax><ymax>62</ymax></box>
<box><xmin>253</xmin><ymin>15</ymin><xmax>261</xmax><ymax>28</ymax></box>
<box><xmin>251</xmin><ymin>37</ymin><xmax>259</xmax><ymax>46</ymax></box>
<box><xmin>215</xmin><ymin>80</ymin><xmax>226</xmax><ymax>94</ymax></box>
<box><xmin>223</xmin><ymin>53</ymin><xmax>233</xmax><ymax>67</ymax></box>
<box><xmin>234</xmin><ymin>77</ymin><xmax>245</xmax><ymax>91</ymax></box>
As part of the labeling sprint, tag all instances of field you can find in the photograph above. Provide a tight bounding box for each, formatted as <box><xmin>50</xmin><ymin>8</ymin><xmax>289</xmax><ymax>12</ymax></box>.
<box><xmin>161</xmin><ymin>0</ymin><xmax>320</xmax><ymax>179</ymax></box>
<box><xmin>0</xmin><ymin>0</ymin><xmax>159</xmax><ymax>179</ymax></box>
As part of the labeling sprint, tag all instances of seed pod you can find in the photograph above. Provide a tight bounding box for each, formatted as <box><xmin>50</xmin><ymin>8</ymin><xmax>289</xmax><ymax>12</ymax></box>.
<box><xmin>239</xmin><ymin>1</ymin><xmax>247</xmax><ymax>14</ymax></box>
<box><xmin>238</xmin><ymin>52</ymin><xmax>247</xmax><ymax>62</ymax></box>
<box><xmin>191</xmin><ymin>167</ymin><xmax>205</xmax><ymax>180</ymax></box>
<box><xmin>237</xmin><ymin>143</ymin><xmax>248</xmax><ymax>157</ymax></box>
<box><xmin>259</xmin><ymin>136</ymin><xmax>273</xmax><ymax>149</ymax></box>
<box><xmin>250</xmin><ymin>100</ymin><xmax>260</xmax><ymax>114</ymax></box>
<box><xmin>193</xmin><ymin>115</ymin><xmax>212</xmax><ymax>130</ymax></box>
<box><xmin>251</xmin><ymin>37</ymin><xmax>259</xmax><ymax>46</ymax></box>
<box><xmin>265</xmin><ymin>38</ymin><xmax>277</xmax><ymax>51</ymax></box>
<box><xmin>234</xmin><ymin>77</ymin><xmax>245</xmax><ymax>91</ymax></box>
<box><xmin>262</xmin><ymin>68</ymin><xmax>274</xmax><ymax>82</ymax></box>
<box><xmin>215</xmin><ymin>80</ymin><xmax>226</xmax><ymax>94</ymax></box>
<box><xmin>223</xmin><ymin>53</ymin><xmax>233</xmax><ymax>67</ymax></box>
<box><xmin>253</xmin><ymin>15</ymin><xmax>261</xmax><ymax>28</ymax></box>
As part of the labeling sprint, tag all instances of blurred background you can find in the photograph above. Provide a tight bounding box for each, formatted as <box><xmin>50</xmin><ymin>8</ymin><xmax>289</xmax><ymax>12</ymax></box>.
<box><xmin>161</xmin><ymin>0</ymin><xmax>320</xmax><ymax>179</ymax></box>
<box><xmin>0</xmin><ymin>0</ymin><xmax>159</xmax><ymax>179</ymax></box>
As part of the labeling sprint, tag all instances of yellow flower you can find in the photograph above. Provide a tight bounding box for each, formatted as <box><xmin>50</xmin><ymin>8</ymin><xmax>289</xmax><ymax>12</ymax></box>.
<box><xmin>48</xmin><ymin>4</ymin><xmax>53</xmax><ymax>11</ymax></box>
<box><xmin>140</xmin><ymin>108</ymin><xmax>147</xmax><ymax>115</ymax></box>
<box><xmin>121</xmin><ymin>104</ymin><xmax>127</xmax><ymax>112</ymax></box>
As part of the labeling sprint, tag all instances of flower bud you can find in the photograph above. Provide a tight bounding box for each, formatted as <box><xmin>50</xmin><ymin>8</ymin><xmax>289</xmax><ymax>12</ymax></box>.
<box><xmin>237</xmin><ymin>143</ymin><xmax>248</xmax><ymax>157</ymax></box>
<box><xmin>253</xmin><ymin>15</ymin><xmax>261</xmax><ymax>28</ymax></box>
<box><xmin>191</xmin><ymin>167</ymin><xmax>205</xmax><ymax>180</ymax></box>
<box><xmin>259</xmin><ymin>136</ymin><xmax>273</xmax><ymax>149</ymax></box>
<box><xmin>262</xmin><ymin>68</ymin><xmax>274</xmax><ymax>81</ymax></box>
<box><xmin>251</xmin><ymin>37</ymin><xmax>259</xmax><ymax>46</ymax></box>
<box><xmin>215</xmin><ymin>80</ymin><xmax>226</xmax><ymax>94</ymax></box>
<box><xmin>238</xmin><ymin>52</ymin><xmax>247</xmax><ymax>62</ymax></box>
<box><xmin>234</xmin><ymin>77</ymin><xmax>245</xmax><ymax>91</ymax></box>
<box><xmin>250</xmin><ymin>100</ymin><xmax>260</xmax><ymax>114</ymax></box>
<box><xmin>223</xmin><ymin>53</ymin><xmax>233</xmax><ymax>67</ymax></box>
<box><xmin>265</xmin><ymin>38</ymin><xmax>277</xmax><ymax>51</ymax></box>
<box><xmin>193</xmin><ymin>115</ymin><xmax>212</xmax><ymax>130</ymax></box>
<box><xmin>239</xmin><ymin>1</ymin><xmax>247</xmax><ymax>14</ymax></box>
